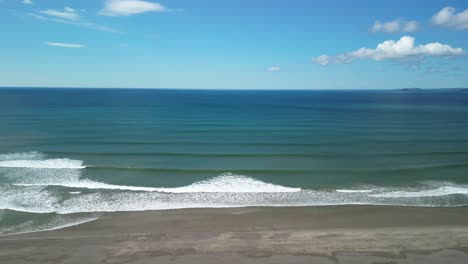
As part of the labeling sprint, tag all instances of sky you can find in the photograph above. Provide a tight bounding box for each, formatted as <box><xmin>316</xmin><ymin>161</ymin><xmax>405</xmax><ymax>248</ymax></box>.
<box><xmin>0</xmin><ymin>0</ymin><xmax>467</xmax><ymax>89</ymax></box>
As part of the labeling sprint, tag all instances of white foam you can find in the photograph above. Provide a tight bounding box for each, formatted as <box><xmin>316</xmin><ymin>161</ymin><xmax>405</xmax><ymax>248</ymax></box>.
<box><xmin>0</xmin><ymin>158</ymin><xmax>85</xmax><ymax>169</ymax></box>
<box><xmin>15</xmin><ymin>174</ymin><xmax>300</xmax><ymax>193</ymax></box>
<box><xmin>3</xmin><ymin>183</ymin><xmax>468</xmax><ymax>215</ymax></box>
<box><xmin>336</xmin><ymin>189</ymin><xmax>373</xmax><ymax>193</ymax></box>
<box><xmin>371</xmin><ymin>186</ymin><xmax>468</xmax><ymax>198</ymax></box>
<box><xmin>16</xmin><ymin>181</ymin><xmax>159</xmax><ymax>192</ymax></box>
<box><xmin>0</xmin><ymin>185</ymin><xmax>59</xmax><ymax>214</ymax></box>
<box><xmin>155</xmin><ymin>174</ymin><xmax>301</xmax><ymax>193</ymax></box>
<box><xmin>0</xmin><ymin>151</ymin><xmax>44</xmax><ymax>161</ymax></box>
<box><xmin>0</xmin><ymin>214</ymin><xmax>100</xmax><ymax>236</ymax></box>
<box><xmin>1</xmin><ymin>150</ymin><xmax>467</xmax><ymax>214</ymax></box>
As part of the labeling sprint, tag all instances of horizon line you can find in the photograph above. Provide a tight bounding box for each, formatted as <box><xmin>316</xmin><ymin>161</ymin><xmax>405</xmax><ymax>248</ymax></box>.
<box><xmin>0</xmin><ymin>87</ymin><xmax>467</xmax><ymax>91</ymax></box>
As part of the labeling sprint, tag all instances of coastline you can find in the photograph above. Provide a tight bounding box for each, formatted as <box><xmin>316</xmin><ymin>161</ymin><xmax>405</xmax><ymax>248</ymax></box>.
<box><xmin>1</xmin><ymin>205</ymin><xmax>468</xmax><ymax>263</ymax></box>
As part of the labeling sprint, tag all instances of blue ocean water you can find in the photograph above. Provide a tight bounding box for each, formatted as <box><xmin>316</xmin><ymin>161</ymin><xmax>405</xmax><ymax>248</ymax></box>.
<box><xmin>1</xmin><ymin>88</ymin><xmax>468</xmax><ymax>234</ymax></box>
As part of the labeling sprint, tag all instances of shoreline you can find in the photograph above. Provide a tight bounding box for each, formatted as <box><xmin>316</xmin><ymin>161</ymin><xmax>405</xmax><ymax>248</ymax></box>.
<box><xmin>1</xmin><ymin>205</ymin><xmax>468</xmax><ymax>263</ymax></box>
<box><xmin>3</xmin><ymin>204</ymin><xmax>468</xmax><ymax>237</ymax></box>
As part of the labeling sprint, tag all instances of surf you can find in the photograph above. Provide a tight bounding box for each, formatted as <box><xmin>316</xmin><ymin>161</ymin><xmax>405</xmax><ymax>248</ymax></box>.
<box><xmin>0</xmin><ymin>152</ymin><xmax>85</xmax><ymax>169</ymax></box>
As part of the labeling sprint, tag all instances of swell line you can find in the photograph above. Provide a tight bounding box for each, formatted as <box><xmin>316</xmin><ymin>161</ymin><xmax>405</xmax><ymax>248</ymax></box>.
<box><xmin>86</xmin><ymin>163</ymin><xmax>468</xmax><ymax>174</ymax></box>
<box><xmin>42</xmin><ymin>150</ymin><xmax>468</xmax><ymax>158</ymax></box>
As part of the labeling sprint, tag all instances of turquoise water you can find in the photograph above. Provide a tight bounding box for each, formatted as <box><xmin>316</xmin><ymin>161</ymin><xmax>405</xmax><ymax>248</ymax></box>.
<box><xmin>1</xmin><ymin>88</ymin><xmax>468</xmax><ymax>235</ymax></box>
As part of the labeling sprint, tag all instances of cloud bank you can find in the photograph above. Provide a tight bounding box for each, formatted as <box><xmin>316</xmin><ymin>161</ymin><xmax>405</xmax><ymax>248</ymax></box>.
<box><xmin>312</xmin><ymin>36</ymin><xmax>463</xmax><ymax>65</ymax></box>
<box><xmin>100</xmin><ymin>0</ymin><xmax>167</xmax><ymax>16</ymax></box>
<box><xmin>371</xmin><ymin>19</ymin><xmax>418</xmax><ymax>33</ymax></box>
<box><xmin>432</xmin><ymin>6</ymin><xmax>468</xmax><ymax>30</ymax></box>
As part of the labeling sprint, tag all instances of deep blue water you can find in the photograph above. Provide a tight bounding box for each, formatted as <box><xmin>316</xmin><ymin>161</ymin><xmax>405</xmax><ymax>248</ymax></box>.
<box><xmin>1</xmin><ymin>88</ymin><xmax>468</xmax><ymax>234</ymax></box>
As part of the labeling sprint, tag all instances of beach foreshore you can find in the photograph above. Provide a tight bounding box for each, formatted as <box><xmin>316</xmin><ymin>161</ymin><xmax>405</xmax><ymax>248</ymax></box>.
<box><xmin>1</xmin><ymin>206</ymin><xmax>468</xmax><ymax>263</ymax></box>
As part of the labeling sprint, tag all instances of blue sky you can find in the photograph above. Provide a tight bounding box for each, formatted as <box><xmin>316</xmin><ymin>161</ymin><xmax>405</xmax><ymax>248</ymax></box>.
<box><xmin>0</xmin><ymin>0</ymin><xmax>467</xmax><ymax>89</ymax></box>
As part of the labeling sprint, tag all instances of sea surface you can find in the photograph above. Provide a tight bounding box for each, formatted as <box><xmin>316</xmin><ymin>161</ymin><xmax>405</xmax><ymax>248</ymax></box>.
<box><xmin>1</xmin><ymin>88</ymin><xmax>468</xmax><ymax>235</ymax></box>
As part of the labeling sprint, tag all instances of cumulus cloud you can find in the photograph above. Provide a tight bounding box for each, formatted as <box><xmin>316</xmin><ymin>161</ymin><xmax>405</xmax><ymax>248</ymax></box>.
<box><xmin>432</xmin><ymin>6</ymin><xmax>468</xmax><ymax>30</ymax></box>
<box><xmin>371</xmin><ymin>19</ymin><xmax>418</xmax><ymax>33</ymax></box>
<box><xmin>313</xmin><ymin>36</ymin><xmax>463</xmax><ymax>65</ymax></box>
<box><xmin>40</xmin><ymin>7</ymin><xmax>79</xmax><ymax>20</ymax></box>
<box><xmin>23</xmin><ymin>0</ymin><xmax>32</xmax><ymax>4</ymax></box>
<box><xmin>100</xmin><ymin>0</ymin><xmax>167</xmax><ymax>16</ymax></box>
<box><xmin>45</xmin><ymin>42</ymin><xmax>86</xmax><ymax>48</ymax></box>
<box><xmin>266</xmin><ymin>66</ymin><xmax>282</xmax><ymax>72</ymax></box>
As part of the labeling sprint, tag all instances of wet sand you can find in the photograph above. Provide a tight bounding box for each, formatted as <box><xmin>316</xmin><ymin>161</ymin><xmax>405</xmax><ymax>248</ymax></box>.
<box><xmin>1</xmin><ymin>206</ymin><xmax>468</xmax><ymax>263</ymax></box>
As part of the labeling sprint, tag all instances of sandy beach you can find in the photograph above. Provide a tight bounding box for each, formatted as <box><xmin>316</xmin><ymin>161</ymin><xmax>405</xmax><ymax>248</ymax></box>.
<box><xmin>1</xmin><ymin>205</ymin><xmax>468</xmax><ymax>263</ymax></box>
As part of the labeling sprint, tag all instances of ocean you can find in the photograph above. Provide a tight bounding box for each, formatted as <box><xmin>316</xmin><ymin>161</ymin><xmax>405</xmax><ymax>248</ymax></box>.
<box><xmin>1</xmin><ymin>88</ymin><xmax>468</xmax><ymax>235</ymax></box>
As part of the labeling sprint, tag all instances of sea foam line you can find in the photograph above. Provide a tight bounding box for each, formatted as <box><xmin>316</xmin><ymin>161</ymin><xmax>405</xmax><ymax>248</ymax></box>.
<box><xmin>336</xmin><ymin>189</ymin><xmax>374</xmax><ymax>193</ymax></box>
<box><xmin>0</xmin><ymin>159</ymin><xmax>85</xmax><ymax>169</ymax></box>
<box><xmin>14</xmin><ymin>174</ymin><xmax>301</xmax><ymax>193</ymax></box>
<box><xmin>370</xmin><ymin>186</ymin><xmax>468</xmax><ymax>198</ymax></box>
<box><xmin>0</xmin><ymin>215</ymin><xmax>101</xmax><ymax>237</ymax></box>
<box><xmin>0</xmin><ymin>151</ymin><xmax>44</xmax><ymax>161</ymax></box>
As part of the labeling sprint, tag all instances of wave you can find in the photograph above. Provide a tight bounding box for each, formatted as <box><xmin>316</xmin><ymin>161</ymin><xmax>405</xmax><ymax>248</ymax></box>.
<box><xmin>0</xmin><ymin>152</ymin><xmax>85</xmax><ymax>169</ymax></box>
<box><xmin>155</xmin><ymin>174</ymin><xmax>301</xmax><ymax>193</ymax></box>
<box><xmin>2</xmin><ymin>183</ymin><xmax>468</xmax><ymax>216</ymax></box>
<box><xmin>0</xmin><ymin>215</ymin><xmax>99</xmax><ymax>237</ymax></box>
<box><xmin>371</xmin><ymin>186</ymin><xmax>468</xmax><ymax>198</ymax></box>
<box><xmin>336</xmin><ymin>189</ymin><xmax>374</xmax><ymax>193</ymax></box>
<box><xmin>85</xmin><ymin>163</ymin><xmax>468</xmax><ymax>175</ymax></box>
<box><xmin>1</xmin><ymin>151</ymin><xmax>468</xmax><ymax>216</ymax></box>
<box><xmin>15</xmin><ymin>173</ymin><xmax>301</xmax><ymax>193</ymax></box>
<box><xmin>3</xmin><ymin>179</ymin><xmax>468</xmax><ymax>215</ymax></box>
<box><xmin>15</xmin><ymin>181</ymin><xmax>159</xmax><ymax>192</ymax></box>
<box><xmin>0</xmin><ymin>151</ymin><xmax>44</xmax><ymax>161</ymax></box>
<box><xmin>0</xmin><ymin>210</ymin><xmax>100</xmax><ymax>236</ymax></box>
<box><xmin>0</xmin><ymin>158</ymin><xmax>85</xmax><ymax>169</ymax></box>
<box><xmin>42</xmin><ymin>150</ymin><xmax>468</xmax><ymax>159</ymax></box>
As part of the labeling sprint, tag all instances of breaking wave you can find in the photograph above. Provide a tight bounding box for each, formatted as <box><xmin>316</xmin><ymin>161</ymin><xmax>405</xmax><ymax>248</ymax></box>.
<box><xmin>371</xmin><ymin>186</ymin><xmax>468</xmax><ymax>198</ymax></box>
<box><xmin>2</xmin><ymin>151</ymin><xmax>468</xmax><ymax>235</ymax></box>
<box><xmin>0</xmin><ymin>159</ymin><xmax>85</xmax><ymax>169</ymax></box>
<box><xmin>2</xmin><ymin>180</ymin><xmax>468</xmax><ymax>216</ymax></box>
<box><xmin>12</xmin><ymin>173</ymin><xmax>300</xmax><ymax>193</ymax></box>
<box><xmin>0</xmin><ymin>151</ymin><xmax>85</xmax><ymax>169</ymax></box>
<box><xmin>0</xmin><ymin>151</ymin><xmax>45</xmax><ymax>161</ymax></box>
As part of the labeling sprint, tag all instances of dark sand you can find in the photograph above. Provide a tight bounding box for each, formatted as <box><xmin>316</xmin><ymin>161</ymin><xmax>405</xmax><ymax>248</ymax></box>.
<box><xmin>1</xmin><ymin>206</ymin><xmax>468</xmax><ymax>263</ymax></box>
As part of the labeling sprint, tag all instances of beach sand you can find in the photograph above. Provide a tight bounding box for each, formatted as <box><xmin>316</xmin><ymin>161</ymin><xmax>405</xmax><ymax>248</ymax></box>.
<box><xmin>1</xmin><ymin>206</ymin><xmax>468</xmax><ymax>263</ymax></box>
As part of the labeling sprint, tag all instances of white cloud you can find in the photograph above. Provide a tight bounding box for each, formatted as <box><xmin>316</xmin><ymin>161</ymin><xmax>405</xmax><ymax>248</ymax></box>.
<box><xmin>29</xmin><ymin>13</ymin><xmax>47</xmax><ymax>20</ymax></box>
<box><xmin>64</xmin><ymin>7</ymin><xmax>76</xmax><ymax>13</ymax></box>
<box><xmin>313</xmin><ymin>55</ymin><xmax>331</xmax><ymax>66</ymax></box>
<box><xmin>313</xmin><ymin>36</ymin><xmax>463</xmax><ymax>65</ymax></box>
<box><xmin>50</xmin><ymin>19</ymin><xmax>120</xmax><ymax>33</ymax></box>
<box><xmin>31</xmin><ymin>8</ymin><xmax>119</xmax><ymax>33</ymax></box>
<box><xmin>432</xmin><ymin>6</ymin><xmax>468</xmax><ymax>30</ymax></box>
<box><xmin>100</xmin><ymin>0</ymin><xmax>167</xmax><ymax>16</ymax></box>
<box><xmin>41</xmin><ymin>8</ymin><xmax>79</xmax><ymax>20</ymax></box>
<box><xmin>266</xmin><ymin>66</ymin><xmax>282</xmax><ymax>72</ymax></box>
<box><xmin>371</xmin><ymin>19</ymin><xmax>418</xmax><ymax>33</ymax></box>
<box><xmin>119</xmin><ymin>43</ymin><xmax>129</xmax><ymax>47</ymax></box>
<box><xmin>45</xmin><ymin>42</ymin><xmax>86</xmax><ymax>48</ymax></box>
<box><xmin>23</xmin><ymin>0</ymin><xmax>32</xmax><ymax>4</ymax></box>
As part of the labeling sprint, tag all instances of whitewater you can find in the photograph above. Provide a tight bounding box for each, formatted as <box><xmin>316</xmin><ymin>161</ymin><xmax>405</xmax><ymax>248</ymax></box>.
<box><xmin>2</xmin><ymin>152</ymin><xmax>468</xmax><ymax>217</ymax></box>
